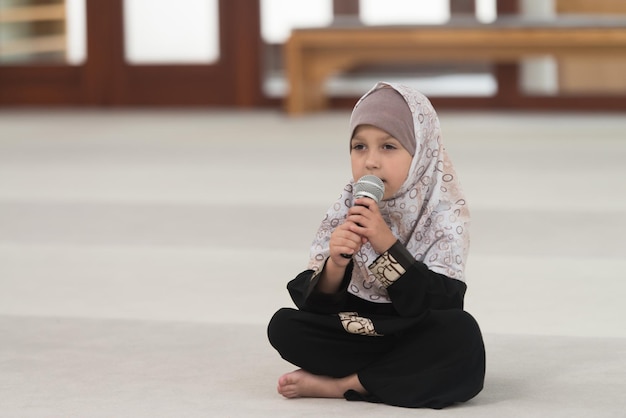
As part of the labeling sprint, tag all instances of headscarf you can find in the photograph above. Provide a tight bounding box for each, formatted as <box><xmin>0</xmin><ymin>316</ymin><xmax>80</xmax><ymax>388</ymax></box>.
<box><xmin>308</xmin><ymin>82</ymin><xmax>470</xmax><ymax>303</ymax></box>
<box><xmin>349</xmin><ymin>86</ymin><xmax>416</xmax><ymax>156</ymax></box>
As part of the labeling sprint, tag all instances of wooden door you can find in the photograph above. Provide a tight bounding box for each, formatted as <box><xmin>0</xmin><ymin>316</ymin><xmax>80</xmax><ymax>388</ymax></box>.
<box><xmin>0</xmin><ymin>0</ymin><xmax>264</xmax><ymax>107</ymax></box>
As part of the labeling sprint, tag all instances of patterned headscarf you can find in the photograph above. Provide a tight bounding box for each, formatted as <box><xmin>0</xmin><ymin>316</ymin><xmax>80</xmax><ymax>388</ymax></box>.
<box><xmin>308</xmin><ymin>82</ymin><xmax>470</xmax><ymax>303</ymax></box>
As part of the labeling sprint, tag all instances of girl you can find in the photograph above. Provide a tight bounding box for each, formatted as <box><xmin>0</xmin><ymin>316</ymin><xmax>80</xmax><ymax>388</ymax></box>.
<box><xmin>267</xmin><ymin>82</ymin><xmax>485</xmax><ymax>409</ymax></box>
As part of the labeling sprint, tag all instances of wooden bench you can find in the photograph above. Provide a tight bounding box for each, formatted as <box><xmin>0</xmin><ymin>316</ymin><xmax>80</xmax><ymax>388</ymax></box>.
<box><xmin>284</xmin><ymin>16</ymin><xmax>626</xmax><ymax>114</ymax></box>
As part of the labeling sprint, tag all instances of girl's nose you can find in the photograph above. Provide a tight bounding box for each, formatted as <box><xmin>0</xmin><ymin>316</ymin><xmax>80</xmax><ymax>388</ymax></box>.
<box><xmin>365</xmin><ymin>151</ymin><xmax>380</xmax><ymax>168</ymax></box>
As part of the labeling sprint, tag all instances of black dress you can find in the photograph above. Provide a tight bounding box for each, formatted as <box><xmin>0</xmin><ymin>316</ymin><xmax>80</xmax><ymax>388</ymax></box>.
<box><xmin>267</xmin><ymin>241</ymin><xmax>486</xmax><ymax>409</ymax></box>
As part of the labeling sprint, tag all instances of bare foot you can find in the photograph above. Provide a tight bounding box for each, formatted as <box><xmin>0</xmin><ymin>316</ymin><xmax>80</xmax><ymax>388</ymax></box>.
<box><xmin>277</xmin><ymin>369</ymin><xmax>366</xmax><ymax>399</ymax></box>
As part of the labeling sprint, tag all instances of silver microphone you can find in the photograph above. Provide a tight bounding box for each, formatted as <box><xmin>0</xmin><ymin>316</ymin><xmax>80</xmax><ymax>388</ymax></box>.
<box><xmin>353</xmin><ymin>174</ymin><xmax>385</xmax><ymax>202</ymax></box>
<box><xmin>340</xmin><ymin>175</ymin><xmax>385</xmax><ymax>258</ymax></box>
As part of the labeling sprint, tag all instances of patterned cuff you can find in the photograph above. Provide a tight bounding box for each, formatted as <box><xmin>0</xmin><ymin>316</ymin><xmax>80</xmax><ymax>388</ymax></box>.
<box><xmin>368</xmin><ymin>241</ymin><xmax>415</xmax><ymax>288</ymax></box>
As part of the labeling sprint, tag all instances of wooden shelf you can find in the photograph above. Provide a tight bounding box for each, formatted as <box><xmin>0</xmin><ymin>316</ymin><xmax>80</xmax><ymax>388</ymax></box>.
<box><xmin>0</xmin><ymin>4</ymin><xmax>66</xmax><ymax>23</ymax></box>
<box><xmin>0</xmin><ymin>1</ymin><xmax>67</xmax><ymax>60</ymax></box>
<box><xmin>1</xmin><ymin>34</ymin><xmax>66</xmax><ymax>56</ymax></box>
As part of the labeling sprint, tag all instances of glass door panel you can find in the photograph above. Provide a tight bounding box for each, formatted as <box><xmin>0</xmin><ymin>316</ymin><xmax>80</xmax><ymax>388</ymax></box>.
<box><xmin>260</xmin><ymin>0</ymin><xmax>332</xmax><ymax>44</ymax></box>
<box><xmin>123</xmin><ymin>0</ymin><xmax>219</xmax><ymax>64</ymax></box>
<box><xmin>360</xmin><ymin>0</ymin><xmax>450</xmax><ymax>25</ymax></box>
<box><xmin>115</xmin><ymin>0</ymin><xmax>258</xmax><ymax>106</ymax></box>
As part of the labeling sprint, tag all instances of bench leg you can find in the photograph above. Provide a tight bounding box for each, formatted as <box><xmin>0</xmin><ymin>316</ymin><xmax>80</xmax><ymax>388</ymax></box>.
<box><xmin>286</xmin><ymin>65</ymin><xmax>328</xmax><ymax>114</ymax></box>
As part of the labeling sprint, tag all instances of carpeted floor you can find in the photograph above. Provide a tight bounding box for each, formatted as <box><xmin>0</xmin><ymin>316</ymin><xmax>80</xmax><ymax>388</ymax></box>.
<box><xmin>2</xmin><ymin>316</ymin><xmax>625</xmax><ymax>418</ymax></box>
<box><xmin>0</xmin><ymin>109</ymin><xmax>625</xmax><ymax>417</ymax></box>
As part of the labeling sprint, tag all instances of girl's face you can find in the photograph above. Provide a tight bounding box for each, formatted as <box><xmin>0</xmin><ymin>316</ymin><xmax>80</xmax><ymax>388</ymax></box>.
<box><xmin>350</xmin><ymin>125</ymin><xmax>412</xmax><ymax>200</ymax></box>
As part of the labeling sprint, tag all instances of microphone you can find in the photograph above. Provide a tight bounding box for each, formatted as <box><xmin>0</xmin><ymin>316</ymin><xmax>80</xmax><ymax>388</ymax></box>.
<box><xmin>353</xmin><ymin>174</ymin><xmax>385</xmax><ymax>202</ymax></box>
<box><xmin>340</xmin><ymin>175</ymin><xmax>385</xmax><ymax>258</ymax></box>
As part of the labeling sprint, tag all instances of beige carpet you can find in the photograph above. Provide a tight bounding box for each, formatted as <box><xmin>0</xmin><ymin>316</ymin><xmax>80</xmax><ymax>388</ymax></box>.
<box><xmin>1</xmin><ymin>316</ymin><xmax>625</xmax><ymax>418</ymax></box>
<box><xmin>1</xmin><ymin>109</ymin><xmax>625</xmax><ymax>416</ymax></box>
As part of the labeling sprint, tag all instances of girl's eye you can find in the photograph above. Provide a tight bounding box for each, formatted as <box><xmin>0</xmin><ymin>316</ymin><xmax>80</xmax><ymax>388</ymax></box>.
<box><xmin>351</xmin><ymin>144</ymin><xmax>365</xmax><ymax>151</ymax></box>
<box><xmin>383</xmin><ymin>144</ymin><xmax>397</xmax><ymax>150</ymax></box>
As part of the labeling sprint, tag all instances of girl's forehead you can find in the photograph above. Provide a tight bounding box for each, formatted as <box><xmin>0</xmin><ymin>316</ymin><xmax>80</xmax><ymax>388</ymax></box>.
<box><xmin>351</xmin><ymin>124</ymin><xmax>395</xmax><ymax>139</ymax></box>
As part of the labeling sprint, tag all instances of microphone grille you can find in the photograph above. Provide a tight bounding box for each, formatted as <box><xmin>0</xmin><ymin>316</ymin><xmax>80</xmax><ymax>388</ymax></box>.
<box><xmin>354</xmin><ymin>175</ymin><xmax>385</xmax><ymax>202</ymax></box>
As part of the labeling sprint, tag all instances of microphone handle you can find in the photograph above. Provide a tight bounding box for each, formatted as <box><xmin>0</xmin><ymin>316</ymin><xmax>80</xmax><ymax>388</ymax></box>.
<box><xmin>340</xmin><ymin>201</ymin><xmax>368</xmax><ymax>259</ymax></box>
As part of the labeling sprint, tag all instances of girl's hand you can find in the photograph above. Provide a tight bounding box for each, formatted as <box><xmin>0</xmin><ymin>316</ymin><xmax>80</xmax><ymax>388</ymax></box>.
<box><xmin>328</xmin><ymin>220</ymin><xmax>362</xmax><ymax>267</ymax></box>
<box><xmin>347</xmin><ymin>198</ymin><xmax>396</xmax><ymax>254</ymax></box>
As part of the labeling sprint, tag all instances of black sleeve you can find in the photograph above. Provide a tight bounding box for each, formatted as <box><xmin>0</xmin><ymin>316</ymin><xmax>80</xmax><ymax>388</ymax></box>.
<box><xmin>286</xmin><ymin>261</ymin><xmax>353</xmax><ymax>314</ymax></box>
<box><xmin>368</xmin><ymin>240</ymin><xmax>467</xmax><ymax>317</ymax></box>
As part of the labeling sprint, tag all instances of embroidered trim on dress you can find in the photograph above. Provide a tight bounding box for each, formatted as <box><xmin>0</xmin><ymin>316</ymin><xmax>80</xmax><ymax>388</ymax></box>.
<box><xmin>338</xmin><ymin>312</ymin><xmax>383</xmax><ymax>336</ymax></box>
<box><xmin>369</xmin><ymin>251</ymin><xmax>406</xmax><ymax>288</ymax></box>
